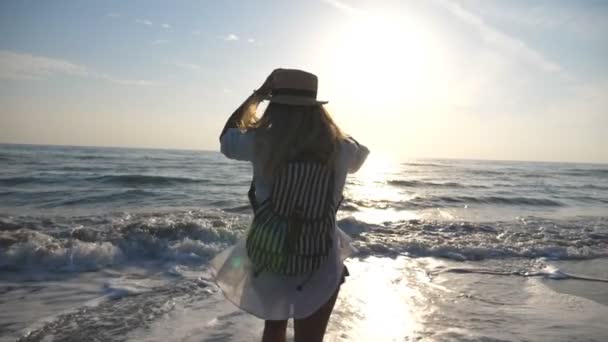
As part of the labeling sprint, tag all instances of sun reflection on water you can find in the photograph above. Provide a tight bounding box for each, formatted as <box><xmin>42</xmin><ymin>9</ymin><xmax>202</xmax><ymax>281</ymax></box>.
<box><xmin>345</xmin><ymin>154</ymin><xmax>420</xmax><ymax>223</ymax></box>
<box><xmin>326</xmin><ymin>257</ymin><xmax>431</xmax><ymax>341</ymax></box>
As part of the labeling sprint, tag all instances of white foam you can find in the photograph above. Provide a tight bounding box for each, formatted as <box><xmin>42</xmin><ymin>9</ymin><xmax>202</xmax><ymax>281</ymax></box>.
<box><xmin>338</xmin><ymin>216</ymin><xmax>608</xmax><ymax>261</ymax></box>
<box><xmin>1</xmin><ymin>211</ymin><xmax>606</xmax><ymax>275</ymax></box>
<box><xmin>0</xmin><ymin>233</ymin><xmax>124</xmax><ymax>271</ymax></box>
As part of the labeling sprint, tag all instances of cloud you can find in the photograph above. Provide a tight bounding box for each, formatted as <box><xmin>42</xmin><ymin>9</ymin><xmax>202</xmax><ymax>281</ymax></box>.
<box><xmin>106</xmin><ymin>12</ymin><xmax>121</xmax><ymax>18</ymax></box>
<box><xmin>102</xmin><ymin>77</ymin><xmax>162</xmax><ymax>86</ymax></box>
<box><xmin>438</xmin><ymin>0</ymin><xmax>561</xmax><ymax>73</ymax></box>
<box><xmin>151</xmin><ymin>39</ymin><xmax>170</xmax><ymax>45</ymax></box>
<box><xmin>224</xmin><ymin>34</ymin><xmax>239</xmax><ymax>41</ymax></box>
<box><xmin>247</xmin><ymin>38</ymin><xmax>255</xmax><ymax>43</ymax></box>
<box><xmin>0</xmin><ymin>50</ymin><xmax>89</xmax><ymax>80</ymax></box>
<box><xmin>161</xmin><ymin>23</ymin><xmax>171</xmax><ymax>29</ymax></box>
<box><xmin>174</xmin><ymin>61</ymin><xmax>204</xmax><ymax>71</ymax></box>
<box><xmin>320</xmin><ymin>0</ymin><xmax>562</xmax><ymax>76</ymax></box>
<box><xmin>135</xmin><ymin>19</ymin><xmax>153</xmax><ymax>26</ymax></box>
<box><xmin>192</xmin><ymin>30</ymin><xmax>201</xmax><ymax>36</ymax></box>
<box><xmin>471</xmin><ymin>2</ymin><xmax>608</xmax><ymax>40</ymax></box>
<box><xmin>321</xmin><ymin>0</ymin><xmax>359</xmax><ymax>15</ymax></box>
<box><xmin>0</xmin><ymin>50</ymin><xmax>161</xmax><ymax>86</ymax></box>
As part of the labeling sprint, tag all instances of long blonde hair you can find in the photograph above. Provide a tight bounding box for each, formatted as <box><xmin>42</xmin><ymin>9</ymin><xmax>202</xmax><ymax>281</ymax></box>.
<box><xmin>238</xmin><ymin>102</ymin><xmax>345</xmax><ymax>176</ymax></box>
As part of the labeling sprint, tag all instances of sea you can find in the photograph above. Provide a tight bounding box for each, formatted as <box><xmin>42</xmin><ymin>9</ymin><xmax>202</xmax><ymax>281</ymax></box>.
<box><xmin>1</xmin><ymin>143</ymin><xmax>607</xmax><ymax>342</ymax></box>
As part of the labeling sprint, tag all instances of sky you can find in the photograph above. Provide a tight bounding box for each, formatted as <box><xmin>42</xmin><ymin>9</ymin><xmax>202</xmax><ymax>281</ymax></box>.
<box><xmin>0</xmin><ymin>0</ymin><xmax>607</xmax><ymax>163</ymax></box>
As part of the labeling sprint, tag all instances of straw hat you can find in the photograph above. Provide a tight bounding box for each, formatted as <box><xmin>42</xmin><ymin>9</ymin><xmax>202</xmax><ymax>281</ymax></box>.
<box><xmin>267</xmin><ymin>69</ymin><xmax>328</xmax><ymax>106</ymax></box>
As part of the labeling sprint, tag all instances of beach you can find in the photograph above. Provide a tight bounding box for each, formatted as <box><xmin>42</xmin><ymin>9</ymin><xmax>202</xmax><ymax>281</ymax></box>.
<box><xmin>1</xmin><ymin>144</ymin><xmax>607</xmax><ymax>341</ymax></box>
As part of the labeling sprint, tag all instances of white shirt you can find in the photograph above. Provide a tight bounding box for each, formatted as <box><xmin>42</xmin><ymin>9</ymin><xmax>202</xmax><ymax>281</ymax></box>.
<box><xmin>212</xmin><ymin>127</ymin><xmax>369</xmax><ymax>320</ymax></box>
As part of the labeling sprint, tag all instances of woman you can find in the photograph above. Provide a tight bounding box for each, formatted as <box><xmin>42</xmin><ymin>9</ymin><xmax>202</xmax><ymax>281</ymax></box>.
<box><xmin>211</xmin><ymin>69</ymin><xmax>369</xmax><ymax>342</ymax></box>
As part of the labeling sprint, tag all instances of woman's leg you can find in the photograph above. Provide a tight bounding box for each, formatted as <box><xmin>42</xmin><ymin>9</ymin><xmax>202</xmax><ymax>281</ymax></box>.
<box><xmin>293</xmin><ymin>285</ymin><xmax>341</xmax><ymax>342</ymax></box>
<box><xmin>262</xmin><ymin>320</ymin><xmax>288</xmax><ymax>342</ymax></box>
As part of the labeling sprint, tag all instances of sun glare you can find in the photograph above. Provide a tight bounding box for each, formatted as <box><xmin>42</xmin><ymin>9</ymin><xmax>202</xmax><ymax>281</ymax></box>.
<box><xmin>343</xmin><ymin>154</ymin><xmax>420</xmax><ymax>223</ymax></box>
<box><xmin>329</xmin><ymin>257</ymin><xmax>422</xmax><ymax>340</ymax></box>
<box><xmin>314</xmin><ymin>10</ymin><xmax>450</xmax><ymax>161</ymax></box>
<box><xmin>355</xmin><ymin>153</ymin><xmax>397</xmax><ymax>183</ymax></box>
<box><xmin>319</xmin><ymin>11</ymin><xmax>443</xmax><ymax>112</ymax></box>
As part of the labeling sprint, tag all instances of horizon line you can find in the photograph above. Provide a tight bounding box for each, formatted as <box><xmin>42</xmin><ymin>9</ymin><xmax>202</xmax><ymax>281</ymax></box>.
<box><xmin>1</xmin><ymin>141</ymin><xmax>606</xmax><ymax>165</ymax></box>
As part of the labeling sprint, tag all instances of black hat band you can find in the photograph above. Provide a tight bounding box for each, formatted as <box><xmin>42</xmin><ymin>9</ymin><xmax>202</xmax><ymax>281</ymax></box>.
<box><xmin>272</xmin><ymin>88</ymin><xmax>317</xmax><ymax>99</ymax></box>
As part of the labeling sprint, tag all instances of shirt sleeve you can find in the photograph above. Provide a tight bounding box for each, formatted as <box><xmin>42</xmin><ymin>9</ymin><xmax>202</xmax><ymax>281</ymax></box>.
<box><xmin>345</xmin><ymin>136</ymin><xmax>370</xmax><ymax>173</ymax></box>
<box><xmin>220</xmin><ymin>128</ymin><xmax>256</xmax><ymax>162</ymax></box>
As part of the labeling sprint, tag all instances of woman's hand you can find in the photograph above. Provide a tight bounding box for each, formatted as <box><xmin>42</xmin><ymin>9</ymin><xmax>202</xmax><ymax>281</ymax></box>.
<box><xmin>255</xmin><ymin>69</ymin><xmax>282</xmax><ymax>99</ymax></box>
<box><xmin>219</xmin><ymin>69</ymin><xmax>282</xmax><ymax>140</ymax></box>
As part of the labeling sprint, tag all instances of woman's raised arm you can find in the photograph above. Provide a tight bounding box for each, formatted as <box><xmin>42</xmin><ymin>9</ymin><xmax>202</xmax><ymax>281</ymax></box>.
<box><xmin>218</xmin><ymin>72</ymin><xmax>276</xmax><ymax>140</ymax></box>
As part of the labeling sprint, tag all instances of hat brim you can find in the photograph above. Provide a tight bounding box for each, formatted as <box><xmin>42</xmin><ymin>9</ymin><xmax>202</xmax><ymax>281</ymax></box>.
<box><xmin>268</xmin><ymin>95</ymin><xmax>328</xmax><ymax>106</ymax></box>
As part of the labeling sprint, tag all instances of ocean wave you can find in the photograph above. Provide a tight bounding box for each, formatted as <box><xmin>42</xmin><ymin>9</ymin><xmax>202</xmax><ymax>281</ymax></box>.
<box><xmin>466</xmin><ymin>169</ymin><xmax>507</xmax><ymax>176</ymax></box>
<box><xmin>401</xmin><ymin>162</ymin><xmax>449</xmax><ymax>167</ymax></box>
<box><xmin>431</xmin><ymin>195</ymin><xmax>564</xmax><ymax>207</ymax></box>
<box><xmin>0</xmin><ymin>176</ymin><xmax>43</xmax><ymax>186</ymax></box>
<box><xmin>17</xmin><ymin>278</ymin><xmax>215</xmax><ymax>342</ymax></box>
<box><xmin>438</xmin><ymin>265</ymin><xmax>608</xmax><ymax>283</ymax></box>
<box><xmin>388</xmin><ymin>180</ymin><xmax>487</xmax><ymax>189</ymax></box>
<box><xmin>337</xmin><ymin>216</ymin><xmax>608</xmax><ymax>261</ymax></box>
<box><xmin>343</xmin><ymin>198</ymin><xmax>424</xmax><ymax>210</ymax></box>
<box><xmin>558</xmin><ymin>168</ymin><xmax>608</xmax><ymax>177</ymax></box>
<box><xmin>60</xmin><ymin>166</ymin><xmax>103</xmax><ymax>172</ymax></box>
<box><xmin>0</xmin><ymin>172</ymin><xmax>207</xmax><ymax>188</ymax></box>
<box><xmin>0</xmin><ymin>211</ymin><xmax>246</xmax><ymax>271</ymax></box>
<box><xmin>1</xmin><ymin>211</ymin><xmax>606</xmax><ymax>273</ymax></box>
<box><xmin>57</xmin><ymin>189</ymin><xmax>160</xmax><ymax>206</ymax></box>
<box><xmin>0</xmin><ymin>230</ymin><xmax>123</xmax><ymax>271</ymax></box>
<box><xmin>222</xmin><ymin>204</ymin><xmax>253</xmax><ymax>213</ymax></box>
<box><xmin>563</xmin><ymin>184</ymin><xmax>608</xmax><ymax>191</ymax></box>
<box><xmin>73</xmin><ymin>155</ymin><xmax>117</xmax><ymax>160</ymax></box>
<box><xmin>90</xmin><ymin>174</ymin><xmax>209</xmax><ymax>186</ymax></box>
<box><xmin>562</xmin><ymin>196</ymin><xmax>608</xmax><ymax>204</ymax></box>
<box><xmin>518</xmin><ymin>173</ymin><xmax>554</xmax><ymax>179</ymax></box>
<box><xmin>344</xmin><ymin>195</ymin><xmax>565</xmax><ymax>210</ymax></box>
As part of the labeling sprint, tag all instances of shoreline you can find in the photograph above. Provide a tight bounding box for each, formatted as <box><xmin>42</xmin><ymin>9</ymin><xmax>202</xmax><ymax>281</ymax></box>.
<box><xmin>3</xmin><ymin>256</ymin><xmax>608</xmax><ymax>342</ymax></box>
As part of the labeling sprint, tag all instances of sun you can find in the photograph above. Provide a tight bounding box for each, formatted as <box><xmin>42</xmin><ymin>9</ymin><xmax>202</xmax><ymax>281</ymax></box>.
<box><xmin>318</xmin><ymin>11</ymin><xmax>443</xmax><ymax>112</ymax></box>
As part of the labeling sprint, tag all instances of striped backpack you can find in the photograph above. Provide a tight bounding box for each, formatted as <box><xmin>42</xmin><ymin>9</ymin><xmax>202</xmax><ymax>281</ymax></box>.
<box><xmin>246</xmin><ymin>161</ymin><xmax>339</xmax><ymax>277</ymax></box>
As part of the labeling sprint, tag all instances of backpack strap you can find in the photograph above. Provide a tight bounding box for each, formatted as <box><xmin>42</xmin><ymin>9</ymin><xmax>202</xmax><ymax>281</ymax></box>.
<box><xmin>326</xmin><ymin>165</ymin><xmax>334</xmax><ymax>198</ymax></box>
<box><xmin>248</xmin><ymin>179</ymin><xmax>258</xmax><ymax>212</ymax></box>
<box><xmin>335</xmin><ymin>195</ymin><xmax>344</xmax><ymax>213</ymax></box>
